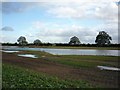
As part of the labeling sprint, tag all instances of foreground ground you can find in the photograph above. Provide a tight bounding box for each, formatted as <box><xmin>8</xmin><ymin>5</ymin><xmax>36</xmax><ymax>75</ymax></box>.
<box><xmin>2</xmin><ymin>50</ymin><xmax>119</xmax><ymax>88</ymax></box>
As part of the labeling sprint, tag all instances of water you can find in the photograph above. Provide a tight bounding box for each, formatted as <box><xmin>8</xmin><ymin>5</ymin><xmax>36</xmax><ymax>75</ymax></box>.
<box><xmin>2</xmin><ymin>46</ymin><xmax>119</xmax><ymax>56</ymax></box>
<box><xmin>2</xmin><ymin>50</ymin><xmax>19</xmax><ymax>53</ymax></box>
<box><xmin>18</xmin><ymin>54</ymin><xmax>38</xmax><ymax>58</ymax></box>
<box><xmin>97</xmin><ymin>66</ymin><xmax>120</xmax><ymax>71</ymax></box>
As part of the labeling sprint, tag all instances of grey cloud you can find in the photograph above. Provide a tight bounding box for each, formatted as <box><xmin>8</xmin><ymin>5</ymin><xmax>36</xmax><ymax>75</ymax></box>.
<box><xmin>31</xmin><ymin>19</ymin><xmax>118</xmax><ymax>43</ymax></box>
<box><xmin>1</xmin><ymin>26</ymin><xmax>14</xmax><ymax>31</ymax></box>
<box><xmin>34</xmin><ymin>25</ymin><xmax>98</xmax><ymax>43</ymax></box>
<box><xmin>1</xmin><ymin>2</ymin><xmax>38</xmax><ymax>14</ymax></box>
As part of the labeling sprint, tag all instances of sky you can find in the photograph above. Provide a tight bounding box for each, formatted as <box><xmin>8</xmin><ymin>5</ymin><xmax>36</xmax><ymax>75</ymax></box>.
<box><xmin>0</xmin><ymin>0</ymin><xmax>119</xmax><ymax>44</ymax></box>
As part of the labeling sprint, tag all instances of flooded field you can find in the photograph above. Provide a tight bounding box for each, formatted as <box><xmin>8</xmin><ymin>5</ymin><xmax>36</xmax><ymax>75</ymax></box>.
<box><xmin>2</xmin><ymin>46</ymin><xmax>119</xmax><ymax>56</ymax></box>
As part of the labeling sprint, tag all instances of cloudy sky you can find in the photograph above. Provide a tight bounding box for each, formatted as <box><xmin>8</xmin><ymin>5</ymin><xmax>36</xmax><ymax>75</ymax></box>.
<box><xmin>0</xmin><ymin>0</ymin><xmax>119</xmax><ymax>44</ymax></box>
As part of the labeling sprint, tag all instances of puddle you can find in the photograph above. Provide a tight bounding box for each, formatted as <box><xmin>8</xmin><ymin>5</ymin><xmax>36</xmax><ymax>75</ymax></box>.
<box><xmin>18</xmin><ymin>54</ymin><xmax>38</xmax><ymax>58</ymax></box>
<box><xmin>2</xmin><ymin>50</ymin><xmax>19</xmax><ymax>53</ymax></box>
<box><xmin>97</xmin><ymin>66</ymin><xmax>120</xmax><ymax>71</ymax></box>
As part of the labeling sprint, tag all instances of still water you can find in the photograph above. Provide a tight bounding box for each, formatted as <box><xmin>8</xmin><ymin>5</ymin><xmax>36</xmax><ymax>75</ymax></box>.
<box><xmin>2</xmin><ymin>46</ymin><xmax>119</xmax><ymax>56</ymax></box>
<box><xmin>18</xmin><ymin>54</ymin><xmax>38</xmax><ymax>58</ymax></box>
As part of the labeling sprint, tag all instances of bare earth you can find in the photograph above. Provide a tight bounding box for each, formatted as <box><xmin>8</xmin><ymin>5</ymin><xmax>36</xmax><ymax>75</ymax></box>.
<box><xmin>2</xmin><ymin>52</ymin><xmax>119</xmax><ymax>88</ymax></box>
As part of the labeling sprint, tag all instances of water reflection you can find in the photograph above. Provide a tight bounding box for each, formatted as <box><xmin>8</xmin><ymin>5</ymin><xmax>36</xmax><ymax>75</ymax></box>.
<box><xmin>95</xmin><ymin>50</ymin><xmax>118</xmax><ymax>56</ymax></box>
<box><xmin>2</xmin><ymin>46</ymin><xmax>119</xmax><ymax>56</ymax></box>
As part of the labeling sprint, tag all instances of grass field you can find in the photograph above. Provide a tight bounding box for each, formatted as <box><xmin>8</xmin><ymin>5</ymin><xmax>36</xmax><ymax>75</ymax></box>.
<box><xmin>2</xmin><ymin>50</ymin><xmax>119</xmax><ymax>88</ymax></box>
<box><xmin>2</xmin><ymin>64</ymin><xmax>93</xmax><ymax>88</ymax></box>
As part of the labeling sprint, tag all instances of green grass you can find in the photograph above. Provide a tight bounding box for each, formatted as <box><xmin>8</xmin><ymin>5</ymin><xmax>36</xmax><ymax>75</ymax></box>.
<box><xmin>46</xmin><ymin>55</ymin><xmax>119</xmax><ymax>68</ymax></box>
<box><xmin>2</xmin><ymin>64</ymin><xmax>93</xmax><ymax>88</ymax></box>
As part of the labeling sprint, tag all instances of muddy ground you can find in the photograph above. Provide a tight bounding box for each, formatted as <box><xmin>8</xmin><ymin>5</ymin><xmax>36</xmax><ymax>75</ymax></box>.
<box><xmin>2</xmin><ymin>51</ymin><xmax>119</xmax><ymax>88</ymax></box>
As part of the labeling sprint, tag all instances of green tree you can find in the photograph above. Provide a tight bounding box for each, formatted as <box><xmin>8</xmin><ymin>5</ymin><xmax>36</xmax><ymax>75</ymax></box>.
<box><xmin>69</xmin><ymin>36</ymin><xmax>81</xmax><ymax>45</ymax></box>
<box><xmin>33</xmin><ymin>39</ymin><xmax>42</xmax><ymax>46</ymax></box>
<box><xmin>17</xmin><ymin>36</ymin><xmax>28</xmax><ymax>46</ymax></box>
<box><xmin>95</xmin><ymin>31</ymin><xmax>112</xmax><ymax>46</ymax></box>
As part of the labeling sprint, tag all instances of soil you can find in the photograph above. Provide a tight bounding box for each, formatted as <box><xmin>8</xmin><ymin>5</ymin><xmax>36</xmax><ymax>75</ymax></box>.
<box><xmin>2</xmin><ymin>52</ymin><xmax>119</xmax><ymax>88</ymax></box>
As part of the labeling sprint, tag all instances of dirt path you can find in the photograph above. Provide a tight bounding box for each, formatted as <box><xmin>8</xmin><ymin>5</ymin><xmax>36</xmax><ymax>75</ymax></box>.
<box><xmin>2</xmin><ymin>52</ymin><xmax>119</xmax><ymax>88</ymax></box>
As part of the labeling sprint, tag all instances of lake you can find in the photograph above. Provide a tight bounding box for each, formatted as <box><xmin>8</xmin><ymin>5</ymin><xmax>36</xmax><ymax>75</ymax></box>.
<box><xmin>2</xmin><ymin>46</ymin><xmax>119</xmax><ymax>56</ymax></box>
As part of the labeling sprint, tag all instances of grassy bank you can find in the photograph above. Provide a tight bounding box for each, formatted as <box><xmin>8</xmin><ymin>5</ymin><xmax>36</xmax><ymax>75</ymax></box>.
<box><xmin>22</xmin><ymin>50</ymin><xmax>119</xmax><ymax>68</ymax></box>
<box><xmin>2</xmin><ymin>63</ymin><xmax>93</xmax><ymax>88</ymax></box>
<box><xmin>47</xmin><ymin>55</ymin><xmax>119</xmax><ymax>68</ymax></box>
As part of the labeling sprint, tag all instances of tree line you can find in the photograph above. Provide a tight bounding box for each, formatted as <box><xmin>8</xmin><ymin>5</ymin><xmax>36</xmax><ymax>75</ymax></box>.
<box><xmin>2</xmin><ymin>31</ymin><xmax>120</xmax><ymax>47</ymax></box>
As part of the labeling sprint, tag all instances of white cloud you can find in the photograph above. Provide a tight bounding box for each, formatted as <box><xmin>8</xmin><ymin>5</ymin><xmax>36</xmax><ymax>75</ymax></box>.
<box><xmin>0</xmin><ymin>34</ymin><xmax>17</xmax><ymax>43</ymax></box>
<box><xmin>2</xmin><ymin>0</ymin><xmax>119</xmax><ymax>2</ymax></box>
<box><xmin>46</xmin><ymin>1</ymin><xmax>118</xmax><ymax>22</ymax></box>
<box><xmin>1</xmin><ymin>0</ymin><xmax>119</xmax><ymax>43</ymax></box>
<box><xmin>2</xmin><ymin>1</ymin><xmax>118</xmax><ymax>22</ymax></box>
<box><xmin>24</xmin><ymin>19</ymin><xmax>118</xmax><ymax>44</ymax></box>
<box><xmin>25</xmin><ymin>21</ymin><xmax>98</xmax><ymax>43</ymax></box>
<box><xmin>47</xmin><ymin>7</ymin><xmax>79</xmax><ymax>18</ymax></box>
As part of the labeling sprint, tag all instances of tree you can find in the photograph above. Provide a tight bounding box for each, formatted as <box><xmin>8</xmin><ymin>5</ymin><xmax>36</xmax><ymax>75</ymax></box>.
<box><xmin>33</xmin><ymin>39</ymin><xmax>42</xmax><ymax>46</ymax></box>
<box><xmin>69</xmin><ymin>36</ymin><xmax>81</xmax><ymax>45</ymax></box>
<box><xmin>17</xmin><ymin>36</ymin><xmax>28</xmax><ymax>46</ymax></box>
<box><xmin>95</xmin><ymin>31</ymin><xmax>112</xmax><ymax>46</ymax></box>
